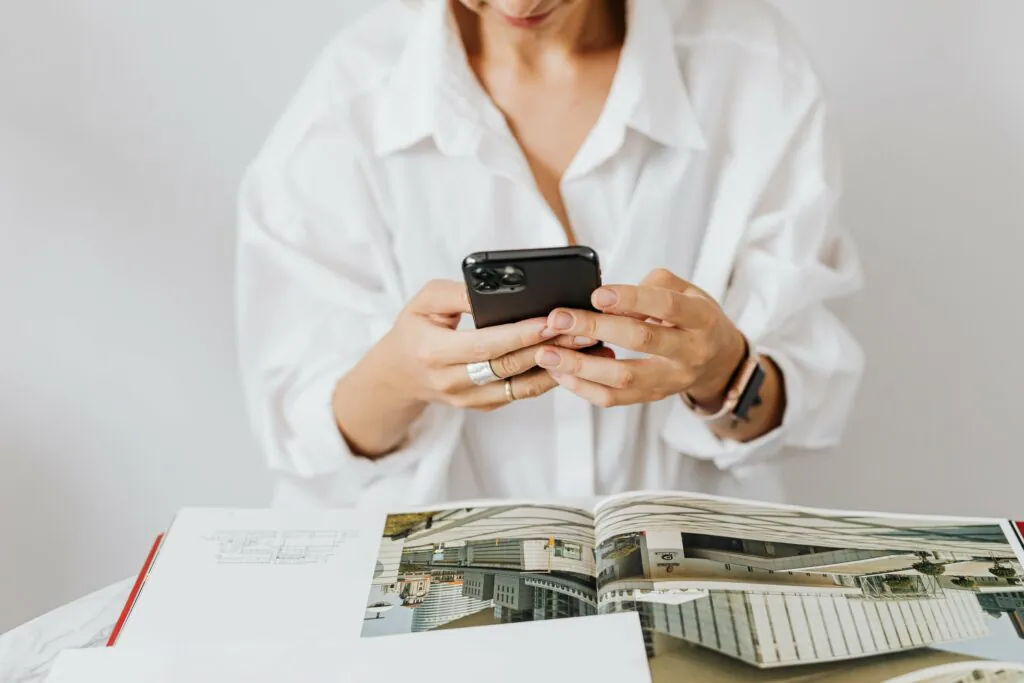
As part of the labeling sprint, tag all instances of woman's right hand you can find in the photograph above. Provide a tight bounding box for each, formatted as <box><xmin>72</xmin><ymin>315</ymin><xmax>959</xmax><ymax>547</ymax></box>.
<box><xmin>374</xmin><ymin>279</ymin><xmax>596</xmax><ymax>410</ymax></box>
<box><xmin>333</xmin><ymin>280</ymin><xmax>604</xmax><ymax>457</ymax></box>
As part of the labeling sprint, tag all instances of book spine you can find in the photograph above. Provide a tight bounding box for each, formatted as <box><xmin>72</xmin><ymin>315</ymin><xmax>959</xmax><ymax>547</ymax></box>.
<box><xmin>1013</xmin><ymin>521</ymin><xmax>1024</xmax><ymax>559</ymax></box>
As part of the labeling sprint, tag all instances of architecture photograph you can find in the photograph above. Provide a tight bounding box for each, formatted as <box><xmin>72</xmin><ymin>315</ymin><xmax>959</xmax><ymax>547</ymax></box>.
<box><xmin>362</xmin><ymin>504</ymin><xmax>599</xmax><ymax>637</ymax></box>
<box><xmin>592</xmin><ymin>494</ymin><xmax>1024</xmax><ymax>674</ymax></box>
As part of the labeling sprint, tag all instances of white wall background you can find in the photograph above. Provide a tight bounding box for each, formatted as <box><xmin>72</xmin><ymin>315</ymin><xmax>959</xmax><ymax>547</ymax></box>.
<box><xmin>1</xmin><ymin>0</ymin><xmax>1022</xmax><ymax>633</ymax></box>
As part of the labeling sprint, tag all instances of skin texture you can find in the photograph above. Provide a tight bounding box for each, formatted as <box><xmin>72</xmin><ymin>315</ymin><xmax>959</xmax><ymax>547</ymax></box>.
<box><xmin>453</xmin><ymin>0</ymin><xmax>624</xmax><ymax>238</ymax></box>
<box><xmin>332</xmin><ymin>0</ymin><xmax>785</xmax><ymax>458</ymax></box>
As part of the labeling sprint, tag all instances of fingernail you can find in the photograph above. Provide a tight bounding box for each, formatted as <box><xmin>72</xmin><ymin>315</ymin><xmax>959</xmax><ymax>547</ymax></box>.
<box><xmin>593</xmin><ymin>288</ymin><xmax>617</xmax><ymax>308</ymax></box>
<box><xmin>540</xmin><ymin>327</ymin><xmax>558</xmax><ymax>339</ymax></box>
<box><xmin>551</xmin><ymin>311</ymin><xmax>574</xmax><ymax>331</ymax></box>
<box><xmin>573</xmin><ymin>336</ymin><xmax>595</xmax><ymax>346</ymax></box>
<box><xmin>537</xmin><ymin>350</ymin><xmax>561</xmax><ymax>367</ymax></box>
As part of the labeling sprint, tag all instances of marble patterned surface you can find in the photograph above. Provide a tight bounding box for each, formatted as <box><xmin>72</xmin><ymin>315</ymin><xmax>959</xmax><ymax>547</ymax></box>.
<box><xmin>0</xmin><ymin>579</ymin><xmax>133</xmax><ymax>683</ymax></box>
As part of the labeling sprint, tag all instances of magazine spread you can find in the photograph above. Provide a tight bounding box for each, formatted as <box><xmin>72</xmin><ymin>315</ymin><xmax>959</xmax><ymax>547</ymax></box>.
<box><xmin>91</xmin><ymin>494</ymin><xmax>1024</xmax><ymax>683</ymax></box>
<box><xmin>363</xmin><ymin>492</ymin><xmax>1024</xmax><ymax>682</ymax></box>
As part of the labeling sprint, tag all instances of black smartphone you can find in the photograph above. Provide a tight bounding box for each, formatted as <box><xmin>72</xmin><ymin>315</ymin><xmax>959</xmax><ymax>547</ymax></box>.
<box><xmin>462</xmin><ymin>246</ymin><xmax>602</xmax><ymax>328</ymax></box>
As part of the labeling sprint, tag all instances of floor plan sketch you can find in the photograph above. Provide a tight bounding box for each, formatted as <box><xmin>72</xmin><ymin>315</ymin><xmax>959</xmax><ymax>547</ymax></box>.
<box><xmin>205</xmin><ymin>530</ymin><xmax>353</xmax><ymax>565</ymax></box>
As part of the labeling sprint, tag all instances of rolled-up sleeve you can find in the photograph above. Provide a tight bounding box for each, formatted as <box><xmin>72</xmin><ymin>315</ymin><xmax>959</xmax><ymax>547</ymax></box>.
<box><xmin>235</xmin><ymin>92</ymin><xmax>446</xmax><ymax>504</ymax></box>
<box><xmin>662</xmin><ymin>77</ymin><xmax>865</xmax><ymax>475</ymax></box>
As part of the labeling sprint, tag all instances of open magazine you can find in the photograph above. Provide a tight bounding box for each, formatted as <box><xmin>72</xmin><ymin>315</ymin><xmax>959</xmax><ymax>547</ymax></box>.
<box><xmin>92</xmin><ymin>493</ymin><xmax>1024</xmax><ymax>683</ymax></box>
<box><xmin>363</xmin><ymin>492</ymin><xmax>1024</xmax><ymax>682</ymax></box>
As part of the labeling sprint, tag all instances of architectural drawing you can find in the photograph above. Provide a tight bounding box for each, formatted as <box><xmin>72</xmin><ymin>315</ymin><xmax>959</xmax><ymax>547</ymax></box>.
<box><xmin>205</xmin><ymin>530</ymin><xmax>352</xmax><ymax>565</ymax></box>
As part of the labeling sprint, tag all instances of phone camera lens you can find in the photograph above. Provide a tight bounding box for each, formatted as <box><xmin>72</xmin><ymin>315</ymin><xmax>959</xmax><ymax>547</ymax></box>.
<box><xmin>474</xmin><ymin>280</ymin><xmax>498</xmax><ymax>293</ymax></box>
<box><xmin>500</xmin><ymin>272</ymin><xmax>524</xmax><ymax>286</ymax></box>
<box><xmin>472</xmin><ymin>267</ymin><xmax>497</xmax><ymax>283</ymax></box>
<box><xmin>498</xmin><ymin>266</ymin><xmax>525</xmax><ymax>287</ymax></box>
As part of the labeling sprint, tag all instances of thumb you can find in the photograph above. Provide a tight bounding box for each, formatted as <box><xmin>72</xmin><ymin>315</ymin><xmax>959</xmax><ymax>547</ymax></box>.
<box><xmin>409</xmin><ymin>279</ymin><xmax>472</xmax><ymax>317</ymax></box>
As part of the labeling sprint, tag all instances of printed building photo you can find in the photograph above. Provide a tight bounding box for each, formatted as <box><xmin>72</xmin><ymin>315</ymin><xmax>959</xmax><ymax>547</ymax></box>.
<box><xmin>594</xmin><ymin>495</ymin><xmax>1024</xmax><ymax>680</ymax></box>
<box><xmin>362</xmin><ymin>505</ymin><xmax>598</xmax><ymax>637</ymax></box>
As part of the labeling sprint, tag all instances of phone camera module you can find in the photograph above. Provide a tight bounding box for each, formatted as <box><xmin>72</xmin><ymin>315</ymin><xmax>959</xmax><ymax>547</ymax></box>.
<box><xmin>470</xmin><ymin>265</ymin><xmax>524</xmax><ymax>294</ymax></box>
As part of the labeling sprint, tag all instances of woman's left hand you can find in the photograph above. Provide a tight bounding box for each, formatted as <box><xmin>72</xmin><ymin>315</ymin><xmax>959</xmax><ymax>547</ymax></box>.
<box><xmin>536</xmin><ymin>268</ymin><xmax>747</xmax><ymax>410</ymax></box>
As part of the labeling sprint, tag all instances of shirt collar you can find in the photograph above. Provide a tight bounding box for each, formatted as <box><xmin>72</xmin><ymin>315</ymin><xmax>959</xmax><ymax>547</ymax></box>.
<box><xmin>610</xmin><ymin>0</ymin><xmax>707</xmax><ymax>150</ymax></box>
<box><xmin>372</xmin><ymin>0</ymin><xmax>707</xmax><ymax>157</ymax></box>
<box><xmin>373</xmin><ymin>0</ymin><xmax>485</xmax><ymax>157</ymax></box>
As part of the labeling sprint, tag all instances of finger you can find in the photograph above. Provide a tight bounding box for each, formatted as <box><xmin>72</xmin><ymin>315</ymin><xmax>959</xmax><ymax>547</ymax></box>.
<box><xmin>548</xmin><ymin>372</ymin><xmax>643</xmax><ymax>409</ymax></box>
<box><xmin>409</xmin><ymin>280</ymin><xmax>472</xmax><ymax>316</ymax></box>
<box><xmin>439</xmin><ymin>336</ymin><xmax>598</xmax><ymax>394</ymax></box>
<box><xmin>591</xmin><ymin>284</ymin><xmax>716</xmax><ymax>330</ymax></box>
<box><xmin>427</xmin><ymin>313</ymin><xmax>463</xmax><ymax>329</ymax></box>
<box><xmin>457</xmin><ymin>368</ymin><xmax>557</xmax><ymax>408</ymax></box>
<box><xmin>506</xmin><ymin>368</ymin><xmax>559</xmax><ymax>402</ymax></box>
<box><xmin>438</xmin><ymin>317</ymin><xmax>568</xmax><ymax>365</ymax></box>
<box><xmin>469</xmin><ymin>347</ymin><xmax>614</xmax><ymax>408</ymax></box>
<box><xmin>488</xmin><ymin>335</ymin><xmax>600</xmax><ymax>379</ymax></box>
<box><xmin>600</xmin><ymin>308</ymin><xmax>651</xmax><ymax>322</ymax></box>
<box><xmin>546</xmin><ymin>309</ymin><xmax>684</xmax><ymax>357</ymax></box>
<box><xmin>535</xmin><ymin>348</ymin><xmax>660</xmax><ymax>390</ymax></box>
<box><xmin>588</xmin><ymin>345</ymin><xmax>617</xmax><ymax>360</ymax></box>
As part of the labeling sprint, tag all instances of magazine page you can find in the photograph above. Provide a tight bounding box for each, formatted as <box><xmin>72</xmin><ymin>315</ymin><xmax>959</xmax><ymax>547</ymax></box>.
<box><xmin>360</xmin><ymin>502</ymin><xmax>599</xmax><ymax>637</ymax></box>
<box><xmin>114</xmin><ymin>508</ymin><xmax>384</xmax><ymax>647</ymax></box>
<box><xmin>592</xmin><ymin>492</ymin><xmax>1024</xmax><ymax>682</ymax></box>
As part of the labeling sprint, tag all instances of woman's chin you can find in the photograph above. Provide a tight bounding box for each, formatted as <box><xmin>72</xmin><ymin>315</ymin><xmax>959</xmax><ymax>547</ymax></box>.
<box><xmin>493</xmin><ymin>8</ymin><xmax>557</xmax><ymax>30</ymax></box>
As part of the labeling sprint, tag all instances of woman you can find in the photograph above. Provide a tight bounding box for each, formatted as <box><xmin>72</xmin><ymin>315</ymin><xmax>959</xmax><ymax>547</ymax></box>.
<box><xmin>236</xmin><ymin>0</ymin><xmax>863</xmax><ymax>509</ymax></box>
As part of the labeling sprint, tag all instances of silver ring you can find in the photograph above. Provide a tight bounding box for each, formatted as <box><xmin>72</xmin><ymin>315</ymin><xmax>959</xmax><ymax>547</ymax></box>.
<box><xmin>504</xmin><ymin>378</ymin><xmax>516</xmax><ymax>402</ymax></box>
<box><xmin>466</xmin><ymin>360</ymin><xmax>500</xmax><ymax>386</ymax></box>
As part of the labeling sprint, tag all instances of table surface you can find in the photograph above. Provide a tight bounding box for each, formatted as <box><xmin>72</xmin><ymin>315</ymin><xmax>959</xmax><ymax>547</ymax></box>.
<box><xmin>0</xmin><ymin>579</ymin><xmax>132</xmax><ymax>683</ymax></box>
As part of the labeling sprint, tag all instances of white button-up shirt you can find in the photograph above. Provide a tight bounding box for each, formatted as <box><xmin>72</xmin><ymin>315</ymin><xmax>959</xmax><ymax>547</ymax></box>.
<box><xmin>236</xmin><ymin>0</ymin><xmax>864</xmax><ymax>510</ymax></box>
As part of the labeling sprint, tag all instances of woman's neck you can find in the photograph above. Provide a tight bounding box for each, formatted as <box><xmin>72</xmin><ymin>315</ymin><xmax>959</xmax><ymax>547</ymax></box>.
<box><xmin>454</xmin><ymin>0</ymin><xmax>626</xmax><ymax>74</ymax></box>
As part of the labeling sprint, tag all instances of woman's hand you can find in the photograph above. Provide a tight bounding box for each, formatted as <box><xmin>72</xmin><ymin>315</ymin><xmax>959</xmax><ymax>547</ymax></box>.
<box><xmin>534</xmin><ymin>269</ymin><xmax>747</xmax><ymax>410</ymax></box>
<box><xmin>379</xmin><ymin>279</ymin><xmax>600</xmax><ymax>409</ymax></box>
<box><xmin>333</xmin><ymin>279</ymin><xmax>598</xmax><ymax>457</ymax></box>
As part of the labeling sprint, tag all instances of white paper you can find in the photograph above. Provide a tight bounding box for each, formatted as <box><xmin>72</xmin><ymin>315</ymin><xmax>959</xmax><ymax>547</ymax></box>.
<box><xmin>632</xmin><ymin>588</ymin><xmax>708</xmax><ymax>606</ymax></box>
<box><xmin>883</xmin><ymin>661</ymin><xmax>1024</xmax><ymax>683</ymax></box>
<box><xmin>47</xmin><ymin>613</ymin><xmax>651</xmax><ymax>683</ymax></box>
<box><xmin>115</xmin><ymin>508</ymin><xmax>385</xmax><ymax>647</ymax></box>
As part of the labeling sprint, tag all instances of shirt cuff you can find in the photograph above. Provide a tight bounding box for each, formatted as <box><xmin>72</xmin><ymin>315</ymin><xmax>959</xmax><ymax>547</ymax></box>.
<box><xmin>660</xmin><ymin>343</ymin><xmax>802</xmax><ymax>476</ymax></box>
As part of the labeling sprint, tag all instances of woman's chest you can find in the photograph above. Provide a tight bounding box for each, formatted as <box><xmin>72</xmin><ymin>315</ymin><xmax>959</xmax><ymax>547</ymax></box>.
<box><xmin>379</xmin><ymin>138</ymin><xmax>720</xmax><ymax>294</ymax></box>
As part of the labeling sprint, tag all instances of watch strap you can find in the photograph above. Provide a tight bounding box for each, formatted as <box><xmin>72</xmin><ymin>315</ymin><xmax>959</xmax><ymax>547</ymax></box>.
<box><xmin>732</xmin><ymin>361</ymin><xmax>766</xmax><ymax>421</ymax></box>
<box><xmin>682</xmin><ymin>337</ymin><xmax>763</xmax><ymax>422</ymax></box>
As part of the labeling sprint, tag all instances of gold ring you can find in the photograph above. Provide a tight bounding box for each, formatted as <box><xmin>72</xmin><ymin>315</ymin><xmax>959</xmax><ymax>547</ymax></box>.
<box><xmin>504</xmin><ymin>378</ymin><xmax>516</xmax><ymax>402</ymax></box>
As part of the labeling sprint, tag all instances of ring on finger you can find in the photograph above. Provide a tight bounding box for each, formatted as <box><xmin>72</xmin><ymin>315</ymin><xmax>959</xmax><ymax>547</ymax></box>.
<box><xmin>505</xmin><ymin>378</ymin><xmax>517</xmax><ymax>402</ymax></box>
<box><xmin>466</xmin><ymin>360</ymin><xmax>501</xmax><ymax>386</ymax></box>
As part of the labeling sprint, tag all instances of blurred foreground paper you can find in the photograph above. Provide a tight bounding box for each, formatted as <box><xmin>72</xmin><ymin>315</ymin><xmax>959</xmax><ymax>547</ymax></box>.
<box><xmin>883</xmin><ymin>661</ymin><xmax>1024</xmax><ymax>683</ymax></box>
<box><xmin>46</xmin><ymin>612</ymin><xmax>651</xmax><ymax>683</ymax></box>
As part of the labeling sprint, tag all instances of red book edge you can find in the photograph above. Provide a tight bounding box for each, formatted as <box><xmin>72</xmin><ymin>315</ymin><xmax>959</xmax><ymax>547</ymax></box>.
<box><xmin>106</xmin><ymin>533</ymin><xmax>164</xmax><ymax>647</ymax></box>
